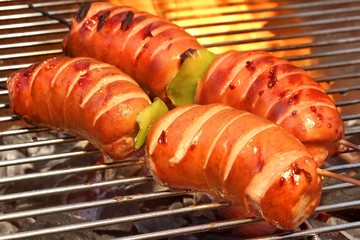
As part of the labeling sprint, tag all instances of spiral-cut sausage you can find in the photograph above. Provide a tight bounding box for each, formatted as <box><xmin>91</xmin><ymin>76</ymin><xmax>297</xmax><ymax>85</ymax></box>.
<box><xmin>194</xmin><ymin>50</ymin><xmax>344</xmax><ymax>165</ymax></box>
<box><xmin>63</xmin><ymin>2</ymin><xmax>203</xmax><ymax>102</ymax></box>
<box><xmin>146</xmin><ymin>103</ymin><xmax>321</xmax><ymax>230</ymax></box>
<box><xmin>7</xmin><ymin>56</ymin><xmax>151</xmax><ymax>160</ymax></box>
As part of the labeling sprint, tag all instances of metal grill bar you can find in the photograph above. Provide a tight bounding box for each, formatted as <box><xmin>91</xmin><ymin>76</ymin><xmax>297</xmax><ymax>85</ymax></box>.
<box><xmin>303</xmin><ymin>59</ymin><xmax>360</xmax><ymax>71</ymax></box>
<box><xmin>203</xmin><ymin>25</ymin><xmax>360</xmax><ymax>48</ymax></box>
<box><xmin>287</xmin><ymin>47</ymin><xmax>360</xmax><ymax>62</ymax></box>
<box><xmin>326</xmin><ymin>85</ymin><xmax>360</xmax><ymax>95</ymax></box>
<box><xmin>0</xmin><ymin>19</ymin><xmax>70</xmax><ymax>30</ymax></box>
<box><xmin>316</xmin><ymin>73</ymin><xmax>360</xmax><ymax>83</ymax></box>
<box><xmin>0</xmin><ymin>103</ymin><xmax>8</xmax><ymax>109</ymax></box>
<box><xmin>0</xmin><ymin>187</ymin><xmax>184</xmax><ymax>223</ymax></box>
<box><xmin>164</xmin><ymin>0</ymin><xmax>360</xmax><ymax>20</ymax></box>
<box><xmin>0</xmin><ymin>9</ymin><xmax>77</xmax><ymax>21</ymax></box>
<box><xmin>180</xmin><ymin>7</ymin><xmax>360</xmax><ymax>29</ymax></box>
<box><xmin>0</xmin><ymin>149</ymin><xmax>99</xmax><ymax>167</ymax></box>
<box><xmin>0</xmin><ymin>49</ymin><xmax>63</xmax><ymax>60</ymax></box>
<box><xmin>0</xmin><ymin>89</ymin><xmax>9</xmax><ymax>96</ymax></box>
<box><xmin>112</xmin><ymin>199</ymin><xmax>360</xmax><ymax>240</ymax></box>
<box><xmin>335</xmin><ymin>99</ymin><xmax>360</xmax><ymax>107</ymax></box>
<box><xmin>189</xmin><ymin>14</ymin><xmax>360</xmax><ymax>38</ymax></box>
<box><xmin>0</xmin><ymin>127</ymin><xmax>49</xmax><ymax>137</ymax></box>
<box><xmin>264</xmin><ymin>36</ymin><xmax>360</xmax><ymax>54</ymax></box>
<box><xmin>1</xmin><ymin>200</ymin><xmax>359</xmax><ymax>240</ymax></box>
<box><xmin>0</xmin><ymin>115</ymin><xmax>19</xmax><ymax>122</ymax></box>
<box><xmin>0</xmin><ymin>27</ymin><xmax>68</xmax><ymax>40</ymax></box>
<box><xmin>0</xmin><ymin>39</ymin><xmax>62</xmax><ymax>50</ymax></box>
<box><xmin>0</xmin><ymin>160</ymin><xmax>142</xmax><ymax>184</ymax></box>
<box><xmin>325</xmin><ymin>163</ymin><xmax>360</xmax><ymax>172</ymax></box>
<box><xmin>0</xmin><ymin>173</ymin><xmax>354</xmax><ymax>206</ymax></box>
<box><xmin>0</xmin><ymin>0</ymin><xmax>92</xmax><ymax>11</ymax></box>
<box><xmin>345</xmin><ymin>128</ymin><xmax>360</xmax><ymax>136</ymax></box>
<box><xmin>322</xmin><ymin>183</ymin><xmax>354</xmax><ymax>192</ymax></box>
<box><xmin>0</xmin><ymin>136</ymin><xmax>81</xmax><ymax>152</ymax></box>
<box><xmin>342</xmin><ymin>113</ymin><xmax>360</xmax><ymax>121</ymax></box>
<box><xmin>255</xmin><ymin>222</ymin><xmax>360</xmax><ymax>240</ymax></box>
<box><xmin>0</xmin><ymin>176</ymin><xmax>153</xmax><ymax>202</ymax></box>
<box><xmin>116</xmin><ymin>220</ymin><xmax>360</xmax><ymax>240</ymax></box>
<box><xmin>113</xmin><ymin>218</ymin><xmax>261</xmax><ymax>240</ymax></box>
<box><xmin>0</xmin><ymin>63</ymin><xmax>33</xmax><ymax>72</ymax></box>
<box><xmin>0</xmin><ymin>201</ymin><xmax>231</xmax><ymax>240</ymax></box>
<box><xmin>0</xmin><ymin>0</ymin><xmax>359</xmax><ymax>239</ymax></box>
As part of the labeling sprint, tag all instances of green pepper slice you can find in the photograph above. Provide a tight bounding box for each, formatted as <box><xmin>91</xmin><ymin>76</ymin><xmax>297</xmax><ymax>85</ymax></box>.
<box><xmin>167</xmin><ymin>48</ymin><xmax>217</xmax><ymax>107</ymax></box>
<box><xmin>134</xmin><ymin>98</ymin><xmax>169</xmax><ymax>149</ymax></box>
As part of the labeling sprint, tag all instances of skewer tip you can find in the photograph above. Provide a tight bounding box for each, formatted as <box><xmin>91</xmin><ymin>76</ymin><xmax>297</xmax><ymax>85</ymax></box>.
<box><xmin>339</xmin><ymin>139</ymin><xmax>360</xmax><ymax>152</ymax></box>
<box><xmin>317</xmin><ymin>168</ymin><xmax>360</xmax><ymax>186</ymax></box>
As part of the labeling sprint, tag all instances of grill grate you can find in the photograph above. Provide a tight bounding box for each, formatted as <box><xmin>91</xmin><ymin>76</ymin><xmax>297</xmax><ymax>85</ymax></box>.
<box><xmin>0</xmin><ymin>0</ymin><xmax>359</xmax><ymax>239</ymax></box>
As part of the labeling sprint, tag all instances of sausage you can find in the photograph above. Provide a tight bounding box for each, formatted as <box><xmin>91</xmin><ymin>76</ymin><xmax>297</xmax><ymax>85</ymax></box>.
<box><xmin>146</xmin><ymin>103</ymin><xmax>322</xmax><ymax>230</ymax></box>
<box><xmin>194</xmin><ymin>50</ymin><xmax>344</xmax><ymax>165</ymax></box>
<box><xmin>62</xmin><ymin>2</ymin><xmax>203</xmax><ymax>103</ymax></box>
<box><xmin>62</xmin><ymin>3</ymin><xmax>343</xmax><ymax>165</ymax></box>
<box><xmin>6</xmin><ymin>54</ymin><xmax>322</xmax><ymax>229</ymax></box>
<box><xmin>7</xmin><ymin>56</ymin><xmax>151</xmax><ymax>160</ymax></box>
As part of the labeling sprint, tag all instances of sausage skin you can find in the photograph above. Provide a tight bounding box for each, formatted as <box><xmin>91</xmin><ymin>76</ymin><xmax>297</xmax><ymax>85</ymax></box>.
<box><xmin>194</xmin><ymin>50</ymin><xmax>344</xmax><ymax>165</ymax></box>
<box><xmin>146</xmin><ymin>103</ymin><xmax>321</xmax><ymax>230</ymax></box>
<box><xmin>7</xmin><ymin>56</ymin><xmax>151</xmax><ymax>160</ymax></box>
<box><xmin>63</xmin><ymin>2</ymin><xmax>203</xmax><ymax>103</ymax></box>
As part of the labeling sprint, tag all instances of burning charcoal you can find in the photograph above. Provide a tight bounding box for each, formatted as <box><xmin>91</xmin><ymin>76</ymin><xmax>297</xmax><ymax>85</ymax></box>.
<box><xmin>307</xmin><ymin>218</ymin><xmax>356</xmax><ymax>240</ymax></box>
<box><xmin>19</xmin><ymin>213</ymin><xmax>113</xmax><ymax>240</ymax></box>
<box><xmin>169</xmin><ymin>201</ymin><xmax>184</xmax><ymax>210</ymax></box>
<box><xmin>45</xmin><ymin>170</ymin><xmax>103</xmax><ymax>207</ymax></box>
<box><xmin>340</xmin><ymin>151</ymin><xmax>360</xmax><ymax>165</ymax></box>
<box><xmin>187</xmin><ymin>209</ymin><xmax>216</xmax><ymax>226</ymax></box>
<box><xmin>97</xmin><ymin>185</ymin><xmax>144</xmax><ymax>233</ymax></box>
<box><xmin>196</xmin><ymin>234</ymin><xmax>246</xmax><ymax>240</ymax></box>
<box><xmin>133</xmin><ymin>193</ymin><xmax>218</xmax><ymax>236</ymax></box>
<box><xmin>0</xmin><ymin>221</ymin><xmax>18</xmax><ymax>236</ymax></box>
<box><xmin>99</xmin><ymin>203</ymin><xmax>139</xmax><ymax>234</ymax></box>
<box><xmin>0</xmin><ymin>127</ymin><xmax>36</xmax><ymax>195</ymax></box>
<box><xmin>330</xmin><ymin>217</ymin><xmax>360</xmax><ymax>239</ymax></box>
<box><xmin>98</xmin><ymin>201</ymin><xmax>140</xmax><ymax>233</ymax></box>
<box><xmin>104</xmin><ymin>162</ymin><xmax>144</xmax><ymax>181</ymax></box>
<box><xmin>133</xmin><ymin>215</ymin><xmax>189</xmax><ymax>234</ymax></box>
<box><xmin>319</xmin><ymin>169</ymin><xmax>360</xmax><ymax>228</ymax></box>
<box><xmin>152</xmin><ymin>180</ymin><xmax>169</xmax><ymax>192</ymax></box>
<box><xmin>168</xmin><ymin>230</ymin><xmax>245</xmax><ymax>240</ymax></box>
<box><xmin>183</xmin><ymin>195</ymin><xmax>196</xmax><ymax>207</ymax></box>
<box><xmin>0</xmin><ymin>148</ymin><xmax>32</xmax><ymax>195</ymax></box>
<box><xmin>194</xmin><ymin>193</ymin><xmax>214</xmax><ymax>204</ymax></box>
<box><xmin>0</xmin><ymin>149</ymin><xmax>32</xmax><ymax>178</ymax></box>
<box><xmin>169</xmin><ymin>235</ymin><xmax>200</xmax><ymax>240</ymax></box>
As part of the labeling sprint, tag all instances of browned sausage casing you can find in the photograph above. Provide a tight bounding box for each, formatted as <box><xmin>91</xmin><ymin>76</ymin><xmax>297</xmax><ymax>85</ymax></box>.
<box><xmin>7</xmin><ymin>56</ymin><xmax>151</xmax><ymax>160</ymax></box>
<box><xmin>63</xmin><ymin>2</ymin><xmax>202</xmax><ymax>102</ymax></box>
<box><xmin>146</xmin><ymin>103</ymin><xmax>321</xmax><ymax>230</ymax></box>
<box><xmin>195</xmin><ymin>50</ymin><xmax>344</xmax><ymax>165</ymax></box>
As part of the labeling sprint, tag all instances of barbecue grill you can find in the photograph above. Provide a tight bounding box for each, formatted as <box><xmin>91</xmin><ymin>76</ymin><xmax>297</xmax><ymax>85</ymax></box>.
<box><xmin>0</xmin><ymin>0</ymin><xmax>359</xmax><ymax>239</ymax></box>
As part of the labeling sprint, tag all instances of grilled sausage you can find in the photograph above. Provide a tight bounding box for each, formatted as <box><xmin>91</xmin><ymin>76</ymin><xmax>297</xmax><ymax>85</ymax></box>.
<box><xmin>146</xmin><ymin>103</ymin><xmax>321</xmax><ymax>230</ymax></box>
<box><xmin>62</xmin><ymin>2</ymin><xmax>203</xmax><ymax>103</ymax></box>
<box><xmin>7</xmin><ymin>56</ymin><xmax>151</xmax><ymax>160</ymax></box>
<box><xmin>62</xmin><ymin>3</ymin><xmax>343</xmax><ymax>164</ymax></box>
<box><xmin>194</xmin><ymin>50</ymin><xmax>344</xmax><ymax>165</ymax></box>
